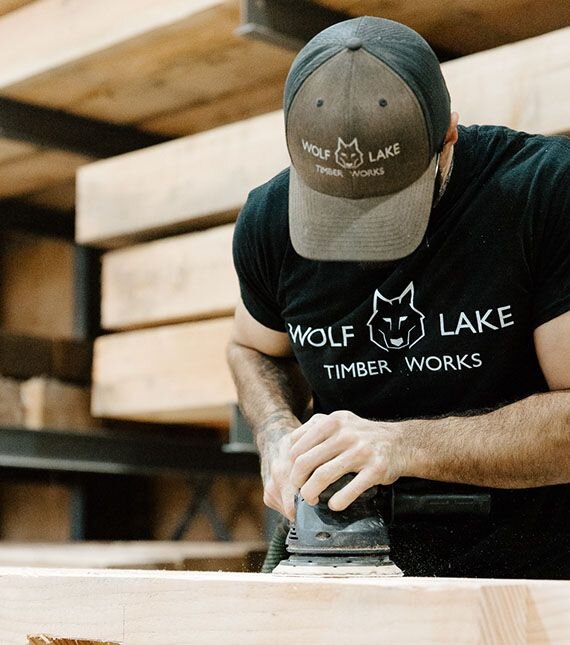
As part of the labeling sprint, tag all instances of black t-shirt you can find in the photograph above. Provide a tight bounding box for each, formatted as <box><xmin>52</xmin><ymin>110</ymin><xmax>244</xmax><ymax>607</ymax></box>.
<box><xmin>233</xmin><ymin>125</ymin><xmax>570</xmax><ymax>420</ymax></box>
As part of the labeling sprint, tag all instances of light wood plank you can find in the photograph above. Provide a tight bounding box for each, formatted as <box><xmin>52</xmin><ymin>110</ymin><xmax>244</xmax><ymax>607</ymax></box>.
<box><xmin>77</xmin><ymin>27</ymin><xmax>570</xmax><ymax>248</ymax></box>
<box><xmin>318</xmin><ymin>0</ymin><xmax>570</xmax><ymax>56</ymax></box>
<box><xmin>0</xmin><ymin>570</ymin><xmax>569</xmax><ymax>644</ymax></box>
<box><xmin>0</xmin><ymin>541</ymin><xmax>265</xmax><ymax>570</ymax></box>
<box><xmin>143</xmin><ymin>79</ymin><xmax>285</xmax><ymax>137</ymax></box>
<box><xmin>91</xmin><ymin>318</ymin><xmax>236</xmax><ymax>425</ymax></box>
<box><xmin>0</xmin><ymin>149</ymin><xmax>88</xmax><ymax>200</ymax></box>
<box><xmin>0</xmin><ymin>0</ymin><xmax>223</xmax><ymax>89</ymax></box>
<box><xmin>20</xmin><ymin>377</ymin><xmax>101</xmax><ymax>432</ymax></box>
<box><xmin>0</xmin><ymin>0</ymin><xmax>294</xmax><ymax>129</ymax></box>
<box><xmin>76</xmin><ymin>110</ymin><xmax>288</xmax><ymax>247</ymax></box>
<box><xmin>101</xmin><ymin>224</ymin><xmax>237</xmax><ymax>330</ymax></box>
<box><xmin>444</xmin><ymin>28</ymin><xmax>570</xmax><ymax>136</ymax></box>
<box><xmin>0</xmin><ymin>375</ymin><xmax>22</xmax><ymax>425</ymax></box>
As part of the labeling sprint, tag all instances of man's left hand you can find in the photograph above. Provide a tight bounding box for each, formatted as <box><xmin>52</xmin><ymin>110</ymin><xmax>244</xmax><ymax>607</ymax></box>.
<box><xmin>288</xmin><ymin>410</ymin><xmax>408</xmax><ymax>511</ymax></box>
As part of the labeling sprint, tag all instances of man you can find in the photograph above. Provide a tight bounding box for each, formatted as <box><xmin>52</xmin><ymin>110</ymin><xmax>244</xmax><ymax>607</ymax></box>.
<box><xmin>227</xmin><ymin>16</ymin><xmax>570</xmax><ymax>578</ymax></box>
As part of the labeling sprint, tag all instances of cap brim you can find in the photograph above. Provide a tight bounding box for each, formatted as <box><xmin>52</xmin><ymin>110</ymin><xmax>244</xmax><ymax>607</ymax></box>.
<box><xmin>289</xmin><ymin>155</ymin><xmax>437</xmax><ymax>262</ymax></box>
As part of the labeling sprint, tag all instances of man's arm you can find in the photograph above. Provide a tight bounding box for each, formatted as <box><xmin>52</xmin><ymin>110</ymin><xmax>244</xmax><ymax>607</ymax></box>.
<box><xmin>289</xmin><ymin>310</ymin><xmax>570</xmax><ymax>512</ymax></box>
<box><xmin>226</xmin><ymin>298</ymin><xmax>311</xmax><ymax>520</ymax></box>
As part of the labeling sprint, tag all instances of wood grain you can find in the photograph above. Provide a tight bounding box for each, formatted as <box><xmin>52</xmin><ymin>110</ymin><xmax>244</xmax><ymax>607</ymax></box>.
<box><xmin>91</xmin><ymin>318</ymin><xmax>236</xmax><ymax>425</ymax></box>
<box><xmin>0</xmin><ymin>571</ymin><xmax>568</xmax><ymax>644</ymax></box>
<box><xmin>76</xmin><ymin>110</ymin><xmax>288</xmax><ymax>247</ymax></box>
<box><xmin>0</xmin><ymin>540</ymin><xmax>265</xmax><ymax>570</ymax></box>
<box><xmin>101</xmin><ymin>224</ymin><xmax>237</xmax><ymax>330</ymax></box>
<box><xmin>317</xmin><ymin>0</ymin><xmax>570</xmax><ymax>56</ymax></box>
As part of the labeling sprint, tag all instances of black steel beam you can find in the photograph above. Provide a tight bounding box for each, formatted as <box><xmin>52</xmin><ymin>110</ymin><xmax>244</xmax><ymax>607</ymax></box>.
<box><xmin>0</xmin><ymin>96</ymin><xmax>171</xmax><ymax>158</ymax></box>
<box><xmin>238</xmin><ymin>0</ymin><xmax>351</xmax><ymax>51</ymax></box>
<box><xmin>0</xmin><ymin>426</ymin><xmax>259</xmax><ymax>477</ymax></box>
<box><xmin>238</xmin><ymin>0</ymin><xmax>458</xmax><ymax>61</ymax></box>
<box><xmin>0</xmin><ymin>199</ymin><xmax>74</xmax><ymax>238</ymax></box>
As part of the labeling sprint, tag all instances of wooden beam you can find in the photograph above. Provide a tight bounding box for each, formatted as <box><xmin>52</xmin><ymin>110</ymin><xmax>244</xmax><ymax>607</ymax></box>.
<box><xmin>0</xmin><ymin>541</ymin><xmax>265</xmax><ymax>571</ymax></box>
<box><xmin>317</xmin><ymin>0</ymin><xmax>570</xmax><ymax>56</ymax></box>
<box><xmin>444</xmin><ymin>27</ymin><xmax>570</xmax><ymax>136</ymax></box>
<box><xmin>77</xmin><ymin>110</ymin><xmax>287</xmax><ymax>247</ymax></box>
<box><xmin>0</xmin><ymin>1</ymin><xmax>294</xmax><ymax>205</ymax></box>
<box><xmin>20</xmin><ymin>377</ymin><xmax>101</xmax><ymax>432</ymax></box>
<box><xmin>0</xmin><ymin>0</ymin><xmax>294</xmax><ymax>128</ymax></box>
<box><xmin>0</xmin><ymin>148</ymin><xmax>88</xmax><ymax>200</ymax></box>
<box><xmin>0</xmin><ymin>0</ymin><xmax>32</xmax><ymax>17</ymax></box>
<box><xmin>0</xmin><ymin>375</ymin><xmax>22</xmax><ymax>425</ymax></box>
<box><xmin>101</xmin><ymin>224</ymin><xmax>237</xmax><ymax>330</ymax></box>
<box><xmin>0</xmin><ymin>0</ymin><xmax>224</xmax><ymax>89</ymax></box>
<box><xmin>0</xmin><ymin>570</ymin><xmax>568</xmax><ymax>644</ymax></box>
<box><xmin>76</xmin><ymin>110</ymin><xmax>288</xmax><ymax>247</ymax></box>
<box><xmin>77</xmin><ymin>27</ymin><xmax>570</xmax><ymax>248</ymax></box>
<box><xmin>91</xmin><ymin>318</ymin><xmax>236</xmax><ymax>425</ymax></box>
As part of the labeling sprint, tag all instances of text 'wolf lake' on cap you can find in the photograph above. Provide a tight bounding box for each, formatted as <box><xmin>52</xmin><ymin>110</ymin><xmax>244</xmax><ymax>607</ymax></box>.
<box><xmin>285</xmin><ymin>17</ymin><xmax>451</xmax><ymax>262</ymax></box>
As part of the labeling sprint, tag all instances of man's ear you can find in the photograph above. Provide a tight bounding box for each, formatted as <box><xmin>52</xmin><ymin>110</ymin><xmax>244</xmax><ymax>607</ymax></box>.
<box><xmin>443</xmin><ymin>111</ymin><xmax>460</xmax><ymax>148</ymax></box>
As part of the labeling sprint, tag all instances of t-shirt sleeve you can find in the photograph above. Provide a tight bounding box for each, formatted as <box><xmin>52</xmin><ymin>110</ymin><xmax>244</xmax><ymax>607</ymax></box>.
<box><xmin>232</xmin><ymin>182</ymin><xmax>287</xmax><ymax>332</ymax></box>
<box><xmin>532</xmin><ymin>153</ymin><xmax>570</xmax><ymax>328</ymax></box>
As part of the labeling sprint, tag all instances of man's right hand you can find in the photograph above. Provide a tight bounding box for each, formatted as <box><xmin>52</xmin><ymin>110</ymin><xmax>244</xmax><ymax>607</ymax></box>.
<box><xmin>227</xmin><ymin>298</ymin><xmax>311</xmax><ymax>523</ymax></box>
<box><xmin>260</xmin><ymin>429</ymin><xmax>298</xmax><ymax>521</ymax></box>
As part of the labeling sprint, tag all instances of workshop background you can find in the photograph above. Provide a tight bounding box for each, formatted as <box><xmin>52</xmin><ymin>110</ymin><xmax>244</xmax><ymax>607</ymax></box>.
<box><xmin>0</xmin><ymin>0</ymin><xmax>568</xmax><ymax>572</ymax></box>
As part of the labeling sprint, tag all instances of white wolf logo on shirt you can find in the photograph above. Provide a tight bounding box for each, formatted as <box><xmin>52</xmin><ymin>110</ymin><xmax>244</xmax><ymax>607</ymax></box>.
<box><xmin>367</xmin><ymin>282</ymin><xmax>426</xmax><ymax>352</ymax></box>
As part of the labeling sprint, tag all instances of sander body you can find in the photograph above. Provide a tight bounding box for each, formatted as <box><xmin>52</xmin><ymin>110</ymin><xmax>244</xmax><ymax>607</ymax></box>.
<box><xmin>273</xmin><ymin>475</ymin><xmax>491</xmax><ymax>577</ymax></box>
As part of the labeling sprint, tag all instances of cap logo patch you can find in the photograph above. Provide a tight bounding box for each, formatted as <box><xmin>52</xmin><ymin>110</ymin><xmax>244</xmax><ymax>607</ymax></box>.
<box><xmin>335</xmin><ymin>137</ymin><xmax>364</xmax><ymax>169</ymax></box>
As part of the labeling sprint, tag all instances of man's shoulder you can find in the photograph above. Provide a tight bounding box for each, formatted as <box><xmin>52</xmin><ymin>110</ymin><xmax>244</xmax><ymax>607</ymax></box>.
<box><xmin>244</xmin><ymin>167</ymin><xmax>291</xmax><ymax>218</ymax></box>
<box><xmin>460</xmin><ymin>124</ymin><xmax>570</xmax><ymax>171</ymax></box>
<box><xmin>234</xmin><ymin>167</ymin><xmax>291</xmax><ymax>252</ymax></box>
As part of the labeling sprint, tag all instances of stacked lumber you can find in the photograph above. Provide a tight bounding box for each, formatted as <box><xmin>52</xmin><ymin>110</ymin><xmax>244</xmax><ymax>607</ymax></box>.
<box><xmin>0</xmin><ymin>0</ymin><xmax>296</xmax><ymax>210</ymax></box>
<box><xmin>0</xmin><ymin>1</ymin><xmax>568</xmax><ymax>211</ymax></box>
<box><xmin>0</xmin><ymin>231</ymin><xmax>100</xmax><ymax>432</ymax></box>
<box><xmin>80</xmin><ymin>26</ymin><xmax>570</xmax><ymax>426</ymax></box>
<box><xmin>0</xmin><ymin>375</ymin><xmax>100</xmax><ymax>432</ymax></box>
<box><xmin>0</xmin><ymin>570</ymin><xmax>567</xmax><ymax>644</ymax></box>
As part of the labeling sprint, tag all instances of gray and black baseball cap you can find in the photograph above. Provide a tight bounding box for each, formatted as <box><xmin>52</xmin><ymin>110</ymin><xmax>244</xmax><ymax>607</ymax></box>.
<box><xmin>285</xmin><ymin>17</ymin><xmax>451</xmax><ymax>261</ymax></box>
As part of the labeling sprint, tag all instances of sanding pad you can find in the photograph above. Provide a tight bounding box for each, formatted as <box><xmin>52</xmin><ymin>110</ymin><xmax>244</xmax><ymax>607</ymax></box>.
<box><xmin>273</xmin><ymin>555</ymin><xmax>403</xmax><ymax>577</ymax></box>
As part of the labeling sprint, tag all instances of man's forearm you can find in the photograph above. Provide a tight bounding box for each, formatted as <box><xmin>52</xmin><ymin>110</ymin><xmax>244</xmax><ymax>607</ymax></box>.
<box><xmin>404</xmin><ymin>390</ymin><xmax>570</xmax><ymax>488</ymax></box>
<box><xmin>226</xmin><ymin>340</ymin><xmax>310</xmax><ymax>462</ymax></box>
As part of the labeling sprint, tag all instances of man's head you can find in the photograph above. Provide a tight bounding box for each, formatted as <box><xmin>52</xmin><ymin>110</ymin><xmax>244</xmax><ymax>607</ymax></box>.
<box><xmin>284</xmin><ymin>17</ymin><xmax>455</xmax><ymax>262</ymax></box>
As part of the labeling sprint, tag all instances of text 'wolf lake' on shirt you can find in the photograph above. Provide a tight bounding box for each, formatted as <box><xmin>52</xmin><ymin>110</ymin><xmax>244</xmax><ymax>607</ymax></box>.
<box><xmin>233</xmin><ymin>125</ymin><xmax>570</xmax><ymax>420</ymax></box>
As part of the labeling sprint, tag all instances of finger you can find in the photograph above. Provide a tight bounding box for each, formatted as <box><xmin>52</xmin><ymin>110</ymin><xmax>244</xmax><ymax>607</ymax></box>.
<box><xmin>282</xmin><ymin>489</ymin><xmax>297</xmax><ymax>522</ymax></box>
<box><xmin>289</xmin><ymin>413</ymin><xmax>327</xmax><ymax>444</ymax></box>
<box><xmin>327</xmin><ymin>470</ymin><xmax>377</xmax><ymax>512</ymax></box>
<box><xmin>290</xmin><ymin>437</ymin><xmax>344</xmax><ymax>489</ymax></box>
<box><xmin>299</xmin><ymin>454</ymin><xmax>354</xmax><ymax>505</ymax></box>
<box><xmin>289</xmin><ymin>415</ymin><xmax>338</xmax><ymax>459</ymax></box>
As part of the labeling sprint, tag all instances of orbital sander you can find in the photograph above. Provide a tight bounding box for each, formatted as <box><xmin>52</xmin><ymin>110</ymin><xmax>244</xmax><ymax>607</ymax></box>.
<box><xmin>273</xmin><ymin>475</ymin><xmax>491</xmax><ymax>577</ymax></box>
